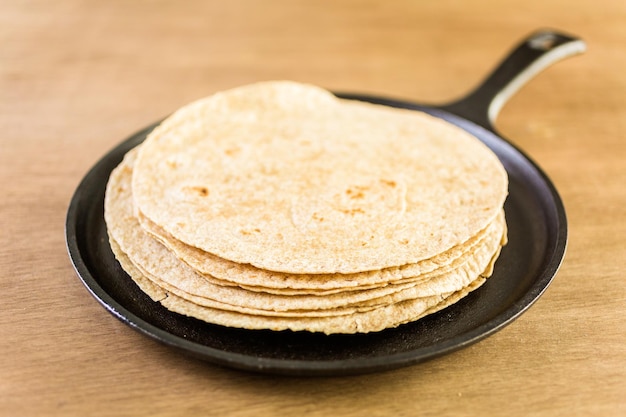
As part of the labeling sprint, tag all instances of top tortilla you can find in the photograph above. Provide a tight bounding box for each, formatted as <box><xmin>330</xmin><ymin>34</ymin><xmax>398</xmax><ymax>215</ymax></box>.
<box><xmin>132</xmin><ymin>81</ymin><xmax>508</xmax><ymax>274</ymax></box>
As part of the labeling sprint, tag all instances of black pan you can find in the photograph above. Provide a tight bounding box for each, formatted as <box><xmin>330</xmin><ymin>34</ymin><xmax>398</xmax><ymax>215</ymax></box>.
<box><xmin>66</xmin><ymin>29</ymin><xmax>585</xmax><ymax>376</ymax></box>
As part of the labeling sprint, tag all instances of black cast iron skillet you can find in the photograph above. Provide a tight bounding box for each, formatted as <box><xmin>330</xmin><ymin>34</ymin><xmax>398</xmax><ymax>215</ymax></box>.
<box><xmin>66</xmin><ymin>29</ymin><xmax>585</xmax><ymax>376</ymax></box>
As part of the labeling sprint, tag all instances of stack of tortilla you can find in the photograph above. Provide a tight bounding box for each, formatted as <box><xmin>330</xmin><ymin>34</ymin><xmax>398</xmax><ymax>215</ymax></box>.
<box><xmin>104</xmin><ymin>81</ymin><xmax>508</xmax><ymax>334</ymax></box>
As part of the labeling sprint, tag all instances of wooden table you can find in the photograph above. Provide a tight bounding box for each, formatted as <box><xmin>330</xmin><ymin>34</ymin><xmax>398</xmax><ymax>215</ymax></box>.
<box><xmin>2</xmin><ymin>1</ymin><xmax>625</xmax><ymax>415</ymax></box>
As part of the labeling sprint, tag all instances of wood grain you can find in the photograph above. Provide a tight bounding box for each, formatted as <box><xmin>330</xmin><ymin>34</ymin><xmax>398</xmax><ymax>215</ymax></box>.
<box><xmin>1</xmin><ymin>0</ymin><xmax>625</xmax><ymax>416</ymax></box>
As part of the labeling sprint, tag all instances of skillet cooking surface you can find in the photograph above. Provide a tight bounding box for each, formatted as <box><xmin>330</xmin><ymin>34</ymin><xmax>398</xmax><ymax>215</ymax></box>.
<box><xmin>66</xmin><ymin>30</ymin><xmax>582</xmax><ymax>375</ymax></box>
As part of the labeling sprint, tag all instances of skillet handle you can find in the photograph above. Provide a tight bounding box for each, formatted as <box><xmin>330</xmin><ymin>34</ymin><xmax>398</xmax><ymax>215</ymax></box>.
<box><xmin>438</xmin><ymin>29</ymin><xmax>586</xmax><ymax>132</ymax></box>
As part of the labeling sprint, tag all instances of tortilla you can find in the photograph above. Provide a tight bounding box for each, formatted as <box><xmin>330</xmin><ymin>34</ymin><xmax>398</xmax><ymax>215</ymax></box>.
<box><xmin>132</xmin><ymin>81</ymin><xmax>508</xmax><ymax>274</ymax></box>
<box><xmin>109</xmin><ymin>234</ymin><xmax>491</xmax><ymax>334</ymax></box>
<box><xmin>138</xmin><ymin>209</ymin><xmax>499</xmax><ymax>291</ymax></box>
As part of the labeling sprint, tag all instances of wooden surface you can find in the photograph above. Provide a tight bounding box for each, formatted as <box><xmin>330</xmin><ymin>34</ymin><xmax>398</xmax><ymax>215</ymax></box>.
<box><xmin>2</xmin><ymin>0</ymin><xmax>625</xmax><ymax>415</ymax></box>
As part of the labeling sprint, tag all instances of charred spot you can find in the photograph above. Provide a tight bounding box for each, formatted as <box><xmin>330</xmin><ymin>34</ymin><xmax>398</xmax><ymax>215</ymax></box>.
<box><xmin>240</xmin><ymin>228</ymin><xmax>261</xmax><ymax>235</ymax></box>
<box><xmin>346</xmin><ymin>189</ymin><xmax>365</xmax><ymax>199</ymax></box>
<box><xmin>346</xmin><ymin>186</ymin><xmax>366</xmax><ymax>199</ymax></box>
<box><xmin>340</xmin><ymin>208</ymin><xmax>365</xmax><ymax>215</ymax></box>
<box><xmin>184</xmin><ymin>186</ymin><xmax>210</xmax><ymax>197</ymax></box>
<box><xmin>312</xmin><ymin>212</ymin><xmax>325</xmax><ymax>222</ymax></box>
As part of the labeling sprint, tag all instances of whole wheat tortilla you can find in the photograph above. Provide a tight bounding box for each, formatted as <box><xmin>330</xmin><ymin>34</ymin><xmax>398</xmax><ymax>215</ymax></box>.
<box><xmin>132</xmin><ymin>81</ymin><xmax>508</xmax><ymax>274</ymax></box>
<box><xmin>158</xmin><ymin>277</ymin><xmax>487</xmax><ymax>334</ymax></box>
<box><xmin>127</xmin><ymin>234</ymin><xmax>502</xmax><ymax>316</ymax></box>
<box><xmin>105</xmin><ymin>150</ymin><xmax>505</xmax><ymax>315</ymax></box>
<box><xmin>159</xmin><ymin>279</ymin><xmax>485</xmax><ymax>334</ymax></box>
<box><xmin>138</xmin><ymin>208</ymin><xmax>498</xmax><ymax>291</ymax></box>
<box><xmin>109</xmin><ymin>236</ymin><xmax>489</xmax><ymax>334</ymax></box>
